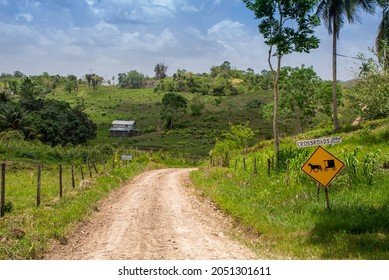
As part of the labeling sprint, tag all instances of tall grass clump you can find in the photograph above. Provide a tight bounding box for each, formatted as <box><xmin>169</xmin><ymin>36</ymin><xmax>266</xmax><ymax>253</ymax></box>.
<box><xmin>343</xmin><ymin>148</ymin><xmax>360</xmax><ymax>187</ymax></box>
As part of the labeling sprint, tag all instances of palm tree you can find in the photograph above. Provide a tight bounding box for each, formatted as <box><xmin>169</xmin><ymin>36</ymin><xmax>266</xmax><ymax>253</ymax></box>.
<box><xmin>316</xmin><ymin>0</ymin><xmax>375</xmax><ymax>131</ymax></box>
<box><xmin>376</xmin><ymin>0</ymin><xmax>389</xmax><ymax>71</ymax></box>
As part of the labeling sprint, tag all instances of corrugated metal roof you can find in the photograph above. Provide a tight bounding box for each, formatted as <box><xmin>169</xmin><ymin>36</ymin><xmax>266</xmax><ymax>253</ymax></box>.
<box><xmin>112</xmin><ymin>120</ymin><xmax>135</xmax><ymax>126</ymax></box>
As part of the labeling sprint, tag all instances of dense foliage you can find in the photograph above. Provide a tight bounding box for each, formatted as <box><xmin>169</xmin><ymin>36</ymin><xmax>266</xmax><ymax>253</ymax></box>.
<box><xmin>0</xmin><ymin>77</ymin><xmax>97</xmax><ymax>146</ymax></box>
<box><xmin>160</xmin><ymin>92</ymin><xmax>187</xmax><ymax>129</ymax></box>
<box><xmin>118</xmin><ymin>70</ymin><xmax>148</xmax><ymax>89</ymax></box>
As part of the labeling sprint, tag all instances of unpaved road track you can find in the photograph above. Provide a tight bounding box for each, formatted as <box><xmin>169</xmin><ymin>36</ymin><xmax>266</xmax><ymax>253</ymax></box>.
<box><xmin>45</xmin><ymin>168</ymin><xmax>256</xmax><ymax>260</ymax></box>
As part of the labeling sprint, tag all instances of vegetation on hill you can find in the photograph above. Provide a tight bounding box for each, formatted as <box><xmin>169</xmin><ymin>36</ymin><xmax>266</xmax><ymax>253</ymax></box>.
<box><xmin>0</xmin><ymin>51</ymin><xmax>388</xmax><ymax>259</ymax></box>
<box><xmin>192</xmin><ymin>119</ymin><xmax>389</xmax><ymax>259</ymax></box>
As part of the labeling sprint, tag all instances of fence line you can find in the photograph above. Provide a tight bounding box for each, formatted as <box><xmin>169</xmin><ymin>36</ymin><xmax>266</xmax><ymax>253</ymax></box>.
<box><xmin>0</xmin><ymin>157</ymin><xmax>131</xmax><ymax>218</ymax></box>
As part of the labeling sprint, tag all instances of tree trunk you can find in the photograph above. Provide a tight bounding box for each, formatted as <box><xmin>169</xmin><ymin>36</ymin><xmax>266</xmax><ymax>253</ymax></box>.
<box><xmin>273</xmin><ymin>55</ymin><xmax>282</xmax><ymax>168</ymax></box>
<box><xmin>332</xmin><ymin>20</ymin><xmax>341</xmax><ymax>131</ymax></box>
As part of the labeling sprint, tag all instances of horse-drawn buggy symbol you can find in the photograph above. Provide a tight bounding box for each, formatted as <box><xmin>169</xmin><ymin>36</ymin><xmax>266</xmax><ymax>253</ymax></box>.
<box><xmin>323</xmin><ymin>159</ymin><xmax>336</xmax><ymax>172</ymax></box>
<box><xmin>308</xmin><ymin>159</ymin><xmax>336</xmax><ymax>173</ymax></box>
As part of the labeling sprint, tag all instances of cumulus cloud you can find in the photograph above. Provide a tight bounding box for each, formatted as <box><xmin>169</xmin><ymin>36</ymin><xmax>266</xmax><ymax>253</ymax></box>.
<box><xmin>207</xmin><ymin>19</ymin><xmax>246</xmax><ymax>40</ymax></box>
<box><xmin>16</xmin><ymin>13</ymin><xmax>34</xmax><ymax>22</ymax></box>
<box><xmin>120</xmin><ymin>28</ymin><xmax>177</xmax><ymax>52</ymax></box>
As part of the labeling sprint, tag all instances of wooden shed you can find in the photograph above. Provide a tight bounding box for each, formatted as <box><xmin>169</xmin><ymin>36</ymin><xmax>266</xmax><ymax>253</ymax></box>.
<box><xmin>109</xmin><ymin>120</ymin><xmax>137</xmax><ymax>137</ymax></box>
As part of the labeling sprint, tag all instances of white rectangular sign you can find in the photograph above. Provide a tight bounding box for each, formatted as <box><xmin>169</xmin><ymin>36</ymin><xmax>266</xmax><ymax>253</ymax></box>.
<box><xmin>121</xmin><ymin>155</ymin><xmax>133</xmax><ymax>161</ymax></box>
<box><xmin>296</xmin><ymin>136</ymin><xmax>341</xmax><ymax>148</ymax></box>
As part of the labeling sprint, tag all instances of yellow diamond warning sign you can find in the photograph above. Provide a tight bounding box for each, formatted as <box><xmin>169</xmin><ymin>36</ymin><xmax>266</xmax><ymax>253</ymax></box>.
<box><xmin>301</xmin><ymin>146</ymin><xmax>344</xmax><ymax>187</ymax></box>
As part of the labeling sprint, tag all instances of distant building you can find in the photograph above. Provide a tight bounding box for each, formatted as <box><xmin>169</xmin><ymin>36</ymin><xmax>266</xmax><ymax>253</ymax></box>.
<box><xmin>109</xmin><ymin>120</ymin><xmax>137</xmax><ymax>137</ymax></box>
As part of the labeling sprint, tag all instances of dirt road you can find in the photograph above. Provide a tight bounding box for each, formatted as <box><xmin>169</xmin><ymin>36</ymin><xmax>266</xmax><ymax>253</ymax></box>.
<box><xmin>45</xmin><ymin>168</ymin><xmax>256</xmax><ymax>260</ymax></box>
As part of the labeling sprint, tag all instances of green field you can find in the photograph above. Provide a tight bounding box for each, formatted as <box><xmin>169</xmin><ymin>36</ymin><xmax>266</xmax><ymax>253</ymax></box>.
<box><xmin>51</xmin><ymin>85</ymin><xmax>273</xmax><ymax>158</ymax></box>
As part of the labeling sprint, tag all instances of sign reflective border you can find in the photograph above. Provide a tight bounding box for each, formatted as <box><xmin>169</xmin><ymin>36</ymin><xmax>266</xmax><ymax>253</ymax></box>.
<box><xmin>301</xmin><ymin>146</ymin><xmax>344</xmax><ymax>187</ymax></box>
<box><xmin>297</xmin><ymin>136</ymin><xmax>341</xmax><ymax>148</ymax></box>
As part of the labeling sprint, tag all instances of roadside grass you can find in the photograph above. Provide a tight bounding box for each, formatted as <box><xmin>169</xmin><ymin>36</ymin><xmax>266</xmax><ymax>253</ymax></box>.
<box><xmin>0</xmin><ymin>159</ymin><xmax>153</xmax><ymax>259</ymax></box>
<box><xmin>0</xmin><ymin>140</ymin><xmax>202</xmax><ymax>260</ymax></box>
<box><xmin>190</xmin><ymin>118</ymin><xmax>389</xmax><ymax>259</ymax></box>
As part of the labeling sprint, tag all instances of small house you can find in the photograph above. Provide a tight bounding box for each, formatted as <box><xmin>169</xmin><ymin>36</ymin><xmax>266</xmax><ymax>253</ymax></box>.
<box><xmin>109</xmin><ymin>120</ymin><xmax>137</xmax><ymax>137</ymax></box>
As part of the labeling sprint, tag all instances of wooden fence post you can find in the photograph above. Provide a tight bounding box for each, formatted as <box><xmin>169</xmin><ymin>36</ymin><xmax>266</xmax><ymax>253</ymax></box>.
<box><xmin>1</xmin><ymin>163</ymin><xmax>5</xmax><ymax>217</ymax></box>
<box><xmin>88</xmin><ymin>162</ymin><xmax>93</xmax><ymax>178</ymax></box>
<box><xmin>37</xmin><ymin>164</ymin><xmax>41</xmax><ymax>207</ymax></box>
<box><xmin>325</xmin><ymin>188</ymin><xmax>331</xmax><ymax>210</ymax></box>
<box><xmin>59</xmin><ymin>164</ymin><xmax>63</xmax><ymax>198</ymax></box>
<box><xmin>267</xmin><ymin>158</ymin><xmax>271</xmax><ymax>176</ymax></box>
<box><xmin>316</xmin><ymin>182</ymin><xmax>321</xmax><ymax>199</ymax></box>
<box><xmin>80</xmin><ymin>166</ymin><xmax>84</xmax><ymax>180</ymax></box>
<box><xmin>253</xmin><ymin>158</ymin><xmax>257</xmax><ymax>175</ymax></box>
<box><xmin>71</xmin><ymin>163</ymin><xmax>75</xmax><ymax>189</ymax></box>
<box><xmin>243</xmin><ymin>158</ymin><xmax>246</xmax><ymax>171</ymax></box>
<box><xmin>285</xmin><ymin>160</ymin><xmax>290</xmax><ymax>185</ymax></box>
<box><xmin>92</xmin><ymin>162</ymin><xmax>98</xmax><ymax>174</ymax></box>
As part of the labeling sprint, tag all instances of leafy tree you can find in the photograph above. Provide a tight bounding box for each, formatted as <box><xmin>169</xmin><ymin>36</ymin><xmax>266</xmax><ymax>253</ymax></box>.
<box><xmin>160</xmin><ymin>92</ymin><xmax>187</xmax><ymax>129</ymax></box>
<box><xmin>19</xmin><ymin>77</ymin><xmax>44</xmax><ymax>111</ymax></box>
<box><xmin>258</xmin><ymin>70</ymin><xmax>273</xmax><ymax>90</ymax></box>
<box><xmin>30</xmin><ymin>100</ymin><xmax>97</xmax><ymax>146</ymax></box>
<box><xmin>154</xmin><ymin>63</ymin><xmax>168</xmax><ymax>79</ymax></box>
<box><xmin>154</xmin><ymin>78</ymin><xmax>175</xmax><ymax>94</ymax></box>
<box><xmin>278</xmin><ymin>65</ymin><xmax>337</xmax><ymax>133</ymax></box>
<box><xmin>118</xmin><ymin>70</ymin><xmax>146</xmax><ymax>89</ymax></box>
<box><xmin>64</xmin><ymin>74</ymin><xmax>78</xmax><ymax>93</ymax></box>
<box><xmin>223</xmin><ymin>121</ymin><xmax>256</xmax><ymax>149</ymax></box>
<box><xmin>0</xmin><ymin>103</ymin><xmax>35</xmax><ymax>138</ymax></box>
<box><xmin>13</xmin><ymin>71</ymin><xmax>24</xmax><ymax>78</ymax></box>
<box><xmin>85</xmin><ymin>73</ymin><xmax>103</xmax><ymax>90</ymax></box>
<box><xmin>350</xmin><ymin>73</ymin><xmax>389</xmax><ymax>120</ymax></box>
<box><xmin>8</xmin><ymin>80</ymin><xmax>19</xmax><ymax>95</ymax></box>
<box><xmin>243</xmin><ymin>0</ymin><xmax>320</xmax><ymax>167</ymax></box>
<box><xmin>349</xmin><ymin>50</ymin><xmax>389</xmax><ymax>120</ymax></box>
<box><xmin>316</xmin><ymin>0</ymin><xmax>375</xmax><ymax>131</ymax></box>
<box><xmin>20</xmin><ymin>77</ymin><xmax>36</xmax><ymax>100</ymax></box>
<box><xmin>189</xmin><ymin>96</ymin><xmax>205</xmax><ymax>116</ymax></box>
<box><xmin>210</xmin><ymin>61</ymin><xmax>233</xmax><ymax>78</ymax></box>
<box><xmin>212</xmin><ymin>122</ymin><xmax>255</xmax><ymax>166</ymax></box>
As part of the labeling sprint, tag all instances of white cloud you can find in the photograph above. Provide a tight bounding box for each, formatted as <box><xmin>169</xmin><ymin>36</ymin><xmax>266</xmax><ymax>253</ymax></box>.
<box><xmin>94</xmin><ymin>21</ymin><xmax>119</xmax><ymax>33</ymax></box>
<box><xmin>149</xmin><ymin>0</ymin><xmax>177</xmax><ymax>11</ymax></box>
<box><xmin>120</xmin><ymin>28</ymin><xmax>177</xmax><ymax>52</ymax></box>
<box><xmin>207</xmin><ymin>20</ymin><xmax>246</xmax><ymax>40</ymax></box>
<box><xmin>16</xmin><ymin>13</ymin><xmax>34</xmax><ymax>23</ymax></box>
<box><xmin>180</xmin><ymin>3</ymin><xmax>200</xmax><ymax>12</ymax></box>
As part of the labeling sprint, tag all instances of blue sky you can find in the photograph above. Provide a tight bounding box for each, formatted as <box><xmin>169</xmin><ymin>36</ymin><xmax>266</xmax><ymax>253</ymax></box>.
<box><xmin>0</xmin><ymin>0</ymin><xmax>382</xmax><ymax>81</ymax></box>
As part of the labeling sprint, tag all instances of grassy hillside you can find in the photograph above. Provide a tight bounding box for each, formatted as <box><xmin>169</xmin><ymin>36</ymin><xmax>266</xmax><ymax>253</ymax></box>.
<box><xmin>51</xmin><ymin>85</ymin><xmax>273</xmax><ymax>158</ymax></box>
<box><xmin>191</xmin><ymin>119</ymin><xmax>389</xmax><ymax>259</ymax></box>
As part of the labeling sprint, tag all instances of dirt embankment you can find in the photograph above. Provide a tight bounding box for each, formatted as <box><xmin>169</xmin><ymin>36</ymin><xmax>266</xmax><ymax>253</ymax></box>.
<box><xmin>45</xmin><ymin>168</ymin><xmax>256</xmax><ymax>260</ymax></box>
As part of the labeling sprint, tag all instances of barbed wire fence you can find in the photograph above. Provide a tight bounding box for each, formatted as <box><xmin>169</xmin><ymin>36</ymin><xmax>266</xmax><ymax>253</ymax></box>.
<box><xmin>0</xmin><ymin>157</ymin><xmax>133</xmax><ymax>217</ymax></box>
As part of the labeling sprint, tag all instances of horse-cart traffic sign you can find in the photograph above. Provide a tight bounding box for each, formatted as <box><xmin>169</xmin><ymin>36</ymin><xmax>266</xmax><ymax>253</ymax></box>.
<box><xmin>301</xmin><ymin>146</ymin><xmax>344</xmax><ymax>187</ymax></box>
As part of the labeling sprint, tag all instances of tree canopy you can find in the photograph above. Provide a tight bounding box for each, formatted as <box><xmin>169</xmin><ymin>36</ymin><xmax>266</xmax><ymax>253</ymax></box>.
<box><xmin>160</xmin><ymin>92</ymin><xmax>187</xmax><ymax>129</ymax></box>
<box><xmin>243</xmin><ymin>0</ymin><xmax>320</xmax><ymax>167</ymax></box>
